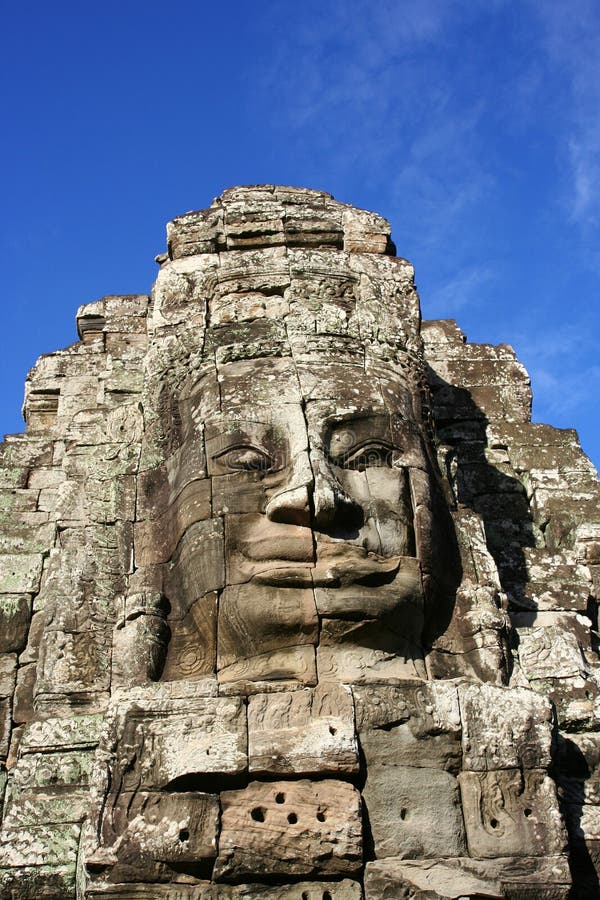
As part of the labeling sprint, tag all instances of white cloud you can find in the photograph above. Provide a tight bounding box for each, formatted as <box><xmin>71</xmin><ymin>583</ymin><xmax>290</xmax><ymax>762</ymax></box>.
<box><xmin>422</xmin><ymin>265</ymin><xmax>494</xmax><ymax>317</ymax></box>
<box><xmin>509</xmin><ymin>318</ymin><xmax>600</xmax><ymax>425</ymax></box>
<box><xmin>529</xmin><ymin>363</ymin><xmax>600</xmax><ymax>420</ymax></box>
<box><xmin>532</xmin><ymin>1</ymin><xmax>600</xmax><ymax>228</ymax></box>
<box><xmin>256</xmin><ymin>1</ymin><xmax>501</xmax><ymax>262</ymax></box>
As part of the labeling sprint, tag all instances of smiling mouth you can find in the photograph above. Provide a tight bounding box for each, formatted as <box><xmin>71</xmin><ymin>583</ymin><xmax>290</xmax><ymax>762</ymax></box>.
<box><xmin>250</xmin><ymin>553</ymin><xmax>404</xmax><ymax>587</ymax></box>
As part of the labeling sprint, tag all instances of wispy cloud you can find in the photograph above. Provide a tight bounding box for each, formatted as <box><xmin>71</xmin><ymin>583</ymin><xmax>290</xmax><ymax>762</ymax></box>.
<box><xmin>423</xmin><ymin>265</ymin><xmax>494</xmax><ymax>318</ymax></box>
<box><xmin>256</xmin><ymin>1</ymin><xmax>500</xmax><ymax>258</ymax></box>
<box><xmin>511</xmin><ymin>318</ymin><xmax>600</xmax><ymax>423</ymax></box>
<box><xmin>528</xmin><ymin>363</ymin><xmax>600</xmax><ymax>421</ymax></box>
<box><xmin>532</xmin><ymin>1</ymin><xmax>600</xmax><ymax>228</ymax></box>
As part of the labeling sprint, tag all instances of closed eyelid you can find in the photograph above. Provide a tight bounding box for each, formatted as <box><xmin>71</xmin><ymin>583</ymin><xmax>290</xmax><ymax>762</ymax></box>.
<box><xmin>329</xmin><ymin>439</ymin><xmax>396</xmax><ymax>467</ymax></box>
<box><xmin>212</xmin><ymin>442</ymin><xmax>270</xmax><ymax>460</ymax></box>
<box><xmin>211</xmin><ymin>443</ymin><xmax>281</xmax><ymax>473</ymax></box>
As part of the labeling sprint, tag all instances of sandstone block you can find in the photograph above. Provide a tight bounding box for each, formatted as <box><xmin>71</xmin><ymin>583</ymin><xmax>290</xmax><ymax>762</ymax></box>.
<box><xmin>0</xmin><ymin>822</ymin><xmax>81</xmax><ymax>867</ymax></box>
<box><xmin>364</xmin><ymin>858</ymin><xmax>502</xmax><ymax>899</ymax></box>
<box><xmin>218</xmin><ymin>645</ymin><xmax>317</xmax><ymax>694</ymax></box>
<box><xmin>248</xmin><ymin>683</ymin><xmax>359</xmax><ymax>775</ymax></box>
<box><xmin>161</xmin><ymin>591</ymin><xmax>217</xmax><ymax>680</ymax></box>
<box><xmin>459</xmin><ymin>682</ymin><xmax>553</xmax><ymax>771</ymax></box>
<box><xmin>111</xmin><ymin>694</ymin><xmax>247</xmax><ymax>789</ymax></box>
<box><xmin>20</xmin><ymin>712</ymin><xmax>104</xmax><ymax>753</ymax></box>
<box><xmin>137</xmin><ymin>440</ymin><xmax>208</xmax><ymax>520</ymax></box>
<box><xmin>99</xmin><ymin>790</ymin><xmax>219</xmax><ymax>866</ymax></box>
<box><xmin>86</xmin><ymin>880</ymin><xmax>362</xmax><ymax>898</ymax></box>
<box><xmin>163</xmin><ymin>518</ymin><xmax>225</xmax><ymax>614</ymax></box>
<box><xmin>0</xmin><ymin>553</ymin><xmax>43</xmax><ymax>594</ymax></box>
<box><xmin>4</xmin><ymin>746</ymin><xmax>94</xmax><ymax>830</ymax></box>
<box><xmin>516</xmin><ymin>614</ymin><xmax>591</xmax><ymax>682</ymax></box>
<box><xmin>134</xmin><ymin>477</ymin><xmax>212</xmax><ymax>566</ymax></box>
<box><xmin>0</xmin><ymin>653</ymin><xmax>17</xmax><ymax>697</ymax></box>
<box><xmin>365</xmin><ymin>856</ymin><xmax>571</xmax><ymax>900</ymax></box>
<box><xmin>0</xmin><ymin>863</ymin><xmax>76</xmax><ymax>899</ymax></box>
<box><xmin>363</xmin><ymin>764</ymin><xmax>466</xmax><ymax>859</ymax></box>
<box><xmin>317</xmin><ymin>618</ymin><xmax>426</xmax><ymax>683</ymax></box>
<box><xmin>214</xmin><ymin>779</ymin><xmax>362</xmax><ymax>881</ymax></box>
<box><xmin>0</xmin><ymin>697</ymin><xmax>11</xmax><ymax>759</ymax></box>
<box><xmin>0</xmin><ymin>521</ymin><xmax>55</xmax><ymax>555</ymax></box>
<box><xmin>459</xmin><ymin>769</ymin><xmax>566</xmax><ymax>858</ymax></box>
<box><xmin>353</xmin><ymin>681</ymin><xmax>461</xmax><ymax>771</ymax></box>
<box><xmin>35</xmin><ymin>625</ymin><xmax>112</xmax><ymax>698</ymax></box>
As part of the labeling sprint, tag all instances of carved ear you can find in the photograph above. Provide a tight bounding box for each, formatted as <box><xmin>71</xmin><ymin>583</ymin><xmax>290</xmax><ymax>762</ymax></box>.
<box><xmin>112</xmin><ymin>592</ymin><xmax>171</xmax><ymax>687</ymax></box>
<box><xmin>416</xmin><ymin>457</ymin><xmax>463</xmax><ymax>652</ymax></box>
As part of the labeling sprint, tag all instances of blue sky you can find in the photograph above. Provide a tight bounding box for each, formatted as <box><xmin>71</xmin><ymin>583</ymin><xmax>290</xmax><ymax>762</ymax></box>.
<box><xmin>2</xmin><ymin>0</ymin><xmax>599</xmax><ymax>470</ymax></box>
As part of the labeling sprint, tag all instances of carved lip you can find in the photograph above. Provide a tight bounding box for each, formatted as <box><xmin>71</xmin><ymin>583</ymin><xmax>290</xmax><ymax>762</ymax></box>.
<box><xmin>250</xmin><ymin>554</ymin><xmax>409</xmax><ymax>587</ymax></box>
<box><xmin>251</xmin><ymin>565</ymin><xmax>332</xmax><ymax>588</ymax></box>
<box><xmin>238</xmin><ymin>538</ymin><xmax>313</xmax><ymax>563</ymax></box>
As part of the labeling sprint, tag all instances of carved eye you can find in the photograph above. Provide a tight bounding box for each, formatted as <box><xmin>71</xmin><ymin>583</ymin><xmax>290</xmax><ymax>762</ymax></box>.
<box><xmin>337</xmin><ymin>441</ymin><xmax>394</xmax><ymax>471</ymax></box>
<box><xmin>213</xmin><ymin>445</ymin><xmax>274</xmax><ymax>472</ymax></box>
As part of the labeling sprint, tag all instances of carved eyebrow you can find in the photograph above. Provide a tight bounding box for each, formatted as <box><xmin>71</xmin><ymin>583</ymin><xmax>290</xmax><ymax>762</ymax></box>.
<box><xmin>323</xmin><ymin>409</ymin><xmax>388</xmax><ymax>428</ymax></box>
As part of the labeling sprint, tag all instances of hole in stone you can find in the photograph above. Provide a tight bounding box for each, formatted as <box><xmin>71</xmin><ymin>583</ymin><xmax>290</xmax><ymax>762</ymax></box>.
<box><xmin>524</xmin><ymin>808</ymin><xmax>532</xmax><ymax>817</ymax></box>
<box><xmin>251</xmin><ymin>807</ymin><xmax>266</xmax><ymax>822</ymax></box>
<box><xmin>178</xmin><ymin>828</ymin><xmax>189</xmax><ymax>842</ymax></box>
<box><xmin>275</xmin><ymin>792</ymin><xmax>285</xmax><ymax>804</ymax></box>
<box><xmin>302</xmin><ymin>894</ymin><xmax>309</xmax><ymax>900</ymax></box>
<box><xmin>317</xmin><ymin>811</ymin><xmax>326</xmax><ymax>822</ymax></box>
<box><xmin>328</xmin><ymin>725</ymin><xmax>337</xmax><ymax>735</ymax></box>
<box><xmin>323</xmin><ymin>892</ymin><xmax>332</xmax><ymax>900</ymax></box>
<box><xmin>400</xmin><ymin>808</ymin><xmax>407</xmax><ymax>820</ymax></box>
<box><xmin>490</xmin><ymin>818</ymin><xmax>498</xmax><ymax>829</ymax></box>
<box><xmin>287</xmin><ymin>812</ymin><xmax>298</xmax><ymax>824</ymax></box>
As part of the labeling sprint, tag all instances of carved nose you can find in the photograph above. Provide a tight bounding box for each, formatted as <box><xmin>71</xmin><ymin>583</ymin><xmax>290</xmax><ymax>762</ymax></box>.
<box><xmin>265</xmin><ymin>484</ymin><xmax>312</xmax><ymax>527</ymax></box>
<box><xmin>265</xmin><ymin>457</ymin><xmax>363</xmax><ymax>532</ymax></box>
<box><xmin>312</xmin><ymin>471</ymin><xmax>362</xmax><ymax>531</ymax></box>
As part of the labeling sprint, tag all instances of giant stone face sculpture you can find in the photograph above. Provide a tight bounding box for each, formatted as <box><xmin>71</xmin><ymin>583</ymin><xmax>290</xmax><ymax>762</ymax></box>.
<box><xmin>0</xmin><ymin>187</ymin><xmax>599</xmax><ymax>899</ymax></box>
<box><xmin>145</xmin><ymin>248</ymin><xmax>444</xmax><ymax>693</ymax></box>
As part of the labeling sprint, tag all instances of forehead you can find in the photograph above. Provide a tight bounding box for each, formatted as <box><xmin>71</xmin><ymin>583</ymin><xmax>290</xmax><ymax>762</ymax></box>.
<box><xmin>185</xmin><ymin>355</ymin><xmax>418</xmax><ymax>423</ymax></box>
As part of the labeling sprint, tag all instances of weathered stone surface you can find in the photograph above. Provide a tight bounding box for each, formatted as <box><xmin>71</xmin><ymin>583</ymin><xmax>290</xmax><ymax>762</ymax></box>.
<box><xmin>93</xmin><ymin>790</ymin><xmax>219</xmax><ymax>873</ymax></box>
<box><xmin>86</xmin><ymin>882</ymin><xmax>362</xmax><ymax>898</ymax></box>
<box><xmin>2</xmin><ymin>748</ymin><xmax>94</xmax><ymax>828</ymax></box>
<box><xmin>317</xmin><ymin>618</ymin><xmax>427</xmax><ymax>683</ymax></box>
<box><xmin>218</xmin><ymin>583</ymin><xmax>319</xmax><ymax>683</ymax></box>
<box><xmin>0</xmin><ymin>553</ymin><xmax>44</xmax><ymax>593</ymax></box>
<box><xmin>161</xmin><ymin>590</ymin><xmax>217</xmax><ymax>681</ymax></box>
<box><xmin>459</xmin><ymin>682</ymin><xmax>553</xmax><ymax>771</ymax></box>
<box><xmin>0</xmin><ymin>593</ymin><xmax>33</xmax><ymax>653</ymax></box>
<box><xmin>365</xmin><ymin>856</ymin><xmax>572</xmax><ymax>900</ymax></box>
<box><xmin>353</xmin><ymin>680</ymin><xmax>461</xmax><ymax>771</ymax></box>
<box><xmin>364</xmin><ymin>858</ymin><xmax>503</xmax><ymax>899</ymax></box>
<box><xmin>363</xmin><ymin>764</ymin><xmax>466</xmax><ymax>859</ymax></box>
<box><xmin>0</xmin><ymin>821</ymin><xmax>81</xmax><ymax>867</ymax></box>
<box><xmin>215</xmin><ymin>779</ymin><xmax>362</xmax><ymax>881</ymax></box>
<box><xmin>459</xmin><ymin>769</ymin><xmax>566</xmax><ymax>857</ymax></box>
<box><xmin>0</xmin><ymin>863</ymin><xmax>77</xmax><ymax>899</ymax></box>
<box><xmin>98</xmin><ymin>689</ymin><xmax>247</xmax><ymax>791</ymax></box>
<box><xmin>248</xmin><ymin>683</ymin><xmax>359</xmax><ymax>775</ymax></box>
<box><xmin>0</xmin><ymin>187</ymin><xmax>597</xmax><ymax>897</ymax></box>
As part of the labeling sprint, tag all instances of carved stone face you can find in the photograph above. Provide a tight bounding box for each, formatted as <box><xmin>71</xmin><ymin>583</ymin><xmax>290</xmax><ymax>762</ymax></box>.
<box><xmin>78</xmin><ymin>195</ymin><xmax>568</xmax><ymax>894</ymax></box>
<box><xmin>164</xmin><ymin>347</ymin><xmax>431</xmax><ymax>688</ymax></box>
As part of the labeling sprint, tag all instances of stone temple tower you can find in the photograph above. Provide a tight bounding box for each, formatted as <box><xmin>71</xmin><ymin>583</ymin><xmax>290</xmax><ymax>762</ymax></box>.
<box><xmin>0</xmin><ymin>186</ymin><xmax>599</xmax><ymax>898</ymax></box>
